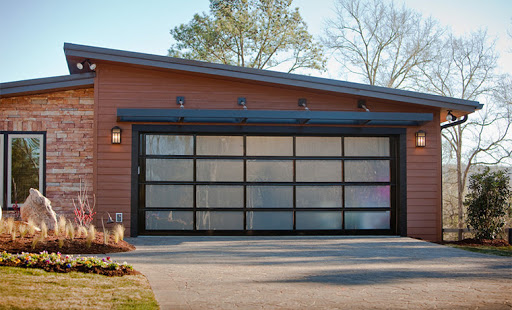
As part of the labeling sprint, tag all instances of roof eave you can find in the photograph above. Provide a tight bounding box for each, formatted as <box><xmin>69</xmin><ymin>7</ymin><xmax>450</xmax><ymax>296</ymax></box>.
<box><xmin>0</xmin><ymin>73</ymin><xmax>95</xmax><ymax>98</ymax></box>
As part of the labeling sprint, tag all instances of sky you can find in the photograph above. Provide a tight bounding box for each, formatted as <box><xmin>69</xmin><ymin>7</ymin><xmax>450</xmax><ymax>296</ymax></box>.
<box><xmin>0</xmin><ymin>0</ymin><xmax>511</xmax><ymax>83</ymax></box>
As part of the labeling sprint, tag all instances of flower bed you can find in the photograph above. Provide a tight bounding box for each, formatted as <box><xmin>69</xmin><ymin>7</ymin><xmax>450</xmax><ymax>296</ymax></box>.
<box><xmin>0</xmin><ymin>251</ymin><xmax>137</xmax><ymax>277</ymax></box>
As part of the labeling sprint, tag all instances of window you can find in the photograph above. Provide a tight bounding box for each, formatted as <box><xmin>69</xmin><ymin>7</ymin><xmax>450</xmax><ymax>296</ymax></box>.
<box><xmin>1</xmin><ymin>133</ymin><xmax>45</xmax><ymax>209</ymax></box>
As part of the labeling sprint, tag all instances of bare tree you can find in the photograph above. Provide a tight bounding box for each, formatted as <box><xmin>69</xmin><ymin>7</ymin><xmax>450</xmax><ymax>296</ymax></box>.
<box><xmin>417</xmin><ymin>30</ymin><xmax>512</xmax><ymax>239</ymax></box>
<box><xmin>323</xmin><ymin>0</ymin><xmax>443</xmax><ymax>88</ymax></box>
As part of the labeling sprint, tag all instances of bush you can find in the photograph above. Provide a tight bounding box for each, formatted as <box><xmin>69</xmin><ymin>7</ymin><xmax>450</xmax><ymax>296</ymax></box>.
<box><xmin>464</xmin><ymin>167</ymin><xmax>511</xmax><ymax>240</ymax></box>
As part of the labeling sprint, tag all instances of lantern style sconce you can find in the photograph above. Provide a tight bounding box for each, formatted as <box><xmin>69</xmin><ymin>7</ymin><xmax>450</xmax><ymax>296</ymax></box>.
<box><xmin>111</xmin><ymin>126</ymin><xmax>122</xmax><ymax>144</ymax></box>
<box><xmin>415</xmin><ymin>130</ymin><xmax>426</xmax><ymax>147</ymax></box>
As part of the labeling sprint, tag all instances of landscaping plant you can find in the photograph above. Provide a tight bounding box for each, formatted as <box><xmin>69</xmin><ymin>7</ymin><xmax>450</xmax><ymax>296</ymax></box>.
<box><xmin>73</xmin><ymin>178</ymin><xmax>96</xmax><ymax>228</ymax></box>
<box><xmin>464</xmin><ymin>167</ymin><xmax>511</xmax><ymax>240</ymax></box>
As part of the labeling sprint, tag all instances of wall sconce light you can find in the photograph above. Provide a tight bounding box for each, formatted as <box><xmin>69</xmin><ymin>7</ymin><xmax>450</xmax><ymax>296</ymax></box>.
<box><xmin>176</xmin><ymin>96</ymin><xmax>185</xmax><ymax>108</ymax></box>
<box><xmin>415</xmin><ymin>130</ymin><xmax>426</xmax><ymax>147</ymax></box>
<box><xmin>77</xmin><ymin>59</ymin><xmax>96</xmax><ymax>70</ymax></box>
<box><xmin>446</xmin><ymin>110</ymin><xmax>457</xmax><ymax>122</ymax></box>
<box><xmin>298</xmin><ymin>98</ymin><xmax>309</xmax><ymax>111</ymax></box>
<box><xmin>111</xmin><ymin>126</ymin><xmax>122</xmax><ymax>144</ymax></box>
<box><xmin>238</xmin><ymin>97</ymin><xmax>247</xmax><ymax>110</ymax></box>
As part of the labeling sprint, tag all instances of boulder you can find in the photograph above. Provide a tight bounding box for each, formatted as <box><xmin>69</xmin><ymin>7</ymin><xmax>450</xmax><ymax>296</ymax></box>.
<box><xmin>20</xmin><ymin>188</ymin><xmax>58</xmax><ymax>230</ymax></box>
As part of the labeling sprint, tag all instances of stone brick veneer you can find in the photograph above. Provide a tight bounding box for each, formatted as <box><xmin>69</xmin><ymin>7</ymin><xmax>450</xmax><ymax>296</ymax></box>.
<box><xmin>0</xmin><ymin>88</ymin><xmax>94</xmax><ymax>218</ymax></box>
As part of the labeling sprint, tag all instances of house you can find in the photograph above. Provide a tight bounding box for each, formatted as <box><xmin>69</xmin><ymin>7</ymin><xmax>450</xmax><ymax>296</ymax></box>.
<box><xmin>0</xmin><ymin>43</ymin><xmax>482</xmax><ymax>241</ymax></box>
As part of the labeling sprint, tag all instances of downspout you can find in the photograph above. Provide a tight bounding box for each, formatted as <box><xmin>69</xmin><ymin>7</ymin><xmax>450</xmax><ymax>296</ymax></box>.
<box><xmin>440</xmin><ymin>113</ymin><xmax>468</xmax><ymax>241</ymax></box>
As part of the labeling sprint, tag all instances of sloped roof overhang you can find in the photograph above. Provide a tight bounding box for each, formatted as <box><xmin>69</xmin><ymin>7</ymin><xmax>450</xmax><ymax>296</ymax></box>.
<box><xmin>64</xmin><ymin>43</ymin><xmax>482</xmax><ymax>113</ymax></box>
<box><xmin>0</xmin><ymin>72</ymin><xmax>95</xmax><ymax>98</ymax></box>
<box><xmin>117</xmin><ymin>108</ymin><xmax>433</xmax><ymax>126</ymax></box>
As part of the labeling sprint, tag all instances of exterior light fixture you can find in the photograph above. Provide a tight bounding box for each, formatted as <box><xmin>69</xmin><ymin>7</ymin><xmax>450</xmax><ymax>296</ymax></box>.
<box><xmin>176</xmin><ymin>96</ymin><xmax>185</xmax><ymax>108</ymax></box>
<box><xmin>446</xmin><ymin>110</ymin><xmax>457</xmax><ymax>122</ymax></box>
<box><xmin>298</xmin><ymin>98</ymin><xmax>309</xmax><ymax>111</ymax></box>
<box><xmin>415</xmin><ymin>130</ymin><xmax>426</xmax><ymax>147</ymax></box>
<box><xmin>111</xmin><ymin>126</ymin><xmax>122</xmax><ymax>144</ymax></box>
<box><xmin>238</xmin><ymin>97</ymin><xmax>247</xmax><ymax>109</ymax></box>
<box><xmin>77</xmin><ymin>59</ymin><xmax>96</xmax><ymax>70</ymax></box>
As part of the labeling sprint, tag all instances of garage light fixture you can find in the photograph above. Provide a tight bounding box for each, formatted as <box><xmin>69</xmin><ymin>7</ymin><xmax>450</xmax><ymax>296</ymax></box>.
<box><xmin>446</xmin><ymin>110</ymin><xmax>457</xmax><ymax>122</ymax></box>
<box><xmin>415</xmin><ymin>130</ymin><xmax>426</xmax><ymax>147</ymax></box>
<box><xmin>76</xmin><ymin>59</ymin><xmax>96</xmax><ymax>70</ymax></box>
<box><xmin>111</xmin><ymin>126</ymin><xmax>122</xmax><ymax>144</ymax></box>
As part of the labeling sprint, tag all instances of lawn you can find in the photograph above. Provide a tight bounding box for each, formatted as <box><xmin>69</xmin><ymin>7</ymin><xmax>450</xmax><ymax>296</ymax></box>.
<box><xmin>0</xmin><ymin>266</ymin><xmax>159</xmax><ymax>309</ymax></box>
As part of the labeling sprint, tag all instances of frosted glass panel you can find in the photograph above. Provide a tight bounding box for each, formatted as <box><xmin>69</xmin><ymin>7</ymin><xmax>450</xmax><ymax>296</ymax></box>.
<box><xmin>196</xmin><ymin>136</ymin><xmax>243</xmax><ymax>155</ymax></box>
<box><xmin>296</xmin><ymin>137</ymin><xmax>342</xmax><ymax>156</ymax></box>
<box><xmin>197</xmin><ymin>186</ymin><xmax>243</xmax><ymax>208</ymax></box>
<box><xmin>145</xmin><ymin>211</ymin><xmax>193</xmax><ymax>230</ymax></box>
<box><xmin>344</xmin><ymin>137</ymin><xmax>389</xmax><ymax>156</ymax></box>
<box><xmin>146</xmin><ymin>185</ymin><xmax>193</xmax><ymax>208</ymax></box>
<box><xmin>196</xmin><ymin>211</ymin><xmax>243</xmax><ymax>230</ymax></box>
<box><xmin>146</xmin><ymin>159</ymin><xmax>193</xmax><ymax>181</ymax></box>
<box><xmin>296</xmin><ymin>160</ymin><xmax>342</xmax><ymax>182</ymax></box>
<box><xmin>247</xmin><ymin>160</ymin><xmax>293</xmax><ymax>182</ymax></box>
<box><xmin>246</xmin><ymin>136</ymin><xmax>293</xmax><ymax>156</ymax></box>
<box><xmin>196</xmin><ymin>159</ymin><xmax>244</xmax><ymax>181</ymax></box>
<box><xmin>296</xmin><ymin>186</ymin><xmax>342</xmax><ymax>208</ymax></box>
<box><xmin>246</xmin><ymin>186</ymin><xmax>293</xmax><ymax>208</ymax></box>
<box><xmin>344</xmin><ymin>160</ymin><xmax>390</xmax><ymax>182</ymax></box>
<box><xmin>247</xmin><ymin>212</ymin><xmax>293</xmax><ymax>230</ymax></box>
<box><xmin>146</xmin><ymin>135</ymin><xmax>193</xmax><ymax>155</ymax></box>
<box><xmin>345</xmin><ymin>186</ymin><xmax>390</xmax><ymax>208</ymax></box>
<box><xmin>296</xmin><ymin>211</ymin><xmax>342</xmax><ymax>229</ymax></box>
<box><xmin>345</xmin><ymin>211</ymin><xmax>390</xmax><ymax>229</ymax></box>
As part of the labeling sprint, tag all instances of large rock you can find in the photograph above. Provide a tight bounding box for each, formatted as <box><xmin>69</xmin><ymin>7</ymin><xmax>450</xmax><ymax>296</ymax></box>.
<box><xmin>20</xmin><ymin>188</ymin><xmax>58</xmax><ymax>230</ymax></box>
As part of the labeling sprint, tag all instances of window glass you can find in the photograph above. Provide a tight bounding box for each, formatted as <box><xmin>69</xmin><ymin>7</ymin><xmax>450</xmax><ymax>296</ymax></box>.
<box><xmin>296</xmin><ymin>211</ymin><xmax>342</xmax><ymax>230</ymax></box>
<box><xmin>146</xmin><ymin>135</ymin><xmax>193</xmax><ymax>155</ymax></box>
<box><xmin>344</xmin><ymin>160</ymin><xmax>390</xmax><ymax>182</ymax></box>
<box><xmin>246</xmin><ymin>160</ymin><xmax>293</xmax><ymax>182</ymax></box>
<box><xmin>345</xmin><ymin>211</ymin><xmax>390</xmax><ymax>229</ymax></box>
<box><xmin>146</xmin><ymin>185</ymin><xmax>193</xmax><ymax>208</ymax></box>
<box><xmin>296</xmin><ymin>160</ymin><xmax>342</xmax><ymax>182</ymax></box>
<box><xmin>145</xmin><ymin>211</ymin><xmax>193</xmax><ymax>230</ymax></box>
<box><xmin>196</xmin><ymin>211</ymin><xmax>243</xmax><ymax>230</ymax></box>
<box><xmin>196</xmin><ymin>136</ymin><xmax>243</xmax><ymax>156</ymax></box>
<box><xmin>8</xmin><ymin>135</ymin><xmax>43</xmax><ymax>206</ymax></box>
<box><xmin>247</xmin><ymin>211</ymin><xmax>293</xmax><ymax>230</ymax></box>
<box><xmin>246</xmin><ymin>186</ymin><xmax>293</xmax><ymax>208</ymax></box>
<box><xmin>345</xmin><ymin>186</ymin><xmax>390</xmax><ymax>208</ymax></box>
<box><xmin>197</xmin><ymin>186</ymin><xmax>244</xmax><ymax>208</ymax></box>
<box><xmin>246</xmin><ymin>136</ymin><xmax>293</xmax><ymax>156</ymax></box>
<box><xmin>296</xmin><ymin>137</ymin><xmax>341</xmax><ymax>156</ymax></box>
<box><xmin>344</xmin><ymin>137</ymin><xmax>389</xmax><ymax>156</ymax></box>
<box><xmin>296</xmin><ymin>186</ymin><xmax>342</xmax><ymax>208</ymax></box>
<box><xmin>196</xmin><ymin>159</ymin><xmax>244</xmax><ymax>182</ymax></box>
<box><xmin>146</xmin><ymin>159</ymin><xmax>193</xmax><ymax>182</ymax></box>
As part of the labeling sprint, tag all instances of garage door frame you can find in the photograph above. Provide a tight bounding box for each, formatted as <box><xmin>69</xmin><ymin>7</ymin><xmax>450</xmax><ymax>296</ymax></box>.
<box><xmin>130</xmin><ymin>124</ymin><xmax>407</xmax><ymax>237</ymax></box>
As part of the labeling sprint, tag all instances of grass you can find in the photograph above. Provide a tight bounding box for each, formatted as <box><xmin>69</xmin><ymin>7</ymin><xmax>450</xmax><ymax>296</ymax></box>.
<box><xmin>447</xmin><ymin>245</ymin><xmax>512</xmax><ymax>257</ymax></box>
<box><xmin>0</xmin><ymin>266</ymin><xmax>159</xmax><ymax>309</ymax></box>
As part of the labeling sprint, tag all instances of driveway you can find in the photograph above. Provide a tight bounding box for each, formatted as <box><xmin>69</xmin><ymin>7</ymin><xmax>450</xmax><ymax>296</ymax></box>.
<box><xmin>110</xmin><ymin>236</ymin><xmax>512</xmax><ymax>309</ymax></box>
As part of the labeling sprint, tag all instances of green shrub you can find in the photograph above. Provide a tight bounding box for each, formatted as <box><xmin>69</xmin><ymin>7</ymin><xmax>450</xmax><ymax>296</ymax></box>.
<box><xmin>464</xmin><ymin>167</ymin><xmax>511</xmax><ymax>240</ymax></box>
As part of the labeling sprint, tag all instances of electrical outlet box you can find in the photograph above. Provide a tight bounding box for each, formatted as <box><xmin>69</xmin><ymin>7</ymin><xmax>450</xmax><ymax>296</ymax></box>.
<box><xmin>116</xmin><ymin>213</ymin><xmax>123</xmax><ymax>223</ymax></box>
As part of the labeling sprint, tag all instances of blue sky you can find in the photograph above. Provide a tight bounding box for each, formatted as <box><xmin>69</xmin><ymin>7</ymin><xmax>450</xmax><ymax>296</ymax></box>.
<box><xmin>0</xmin><ymin>0</ymin><xmax>510</xmax><ymax>83</ymax></box>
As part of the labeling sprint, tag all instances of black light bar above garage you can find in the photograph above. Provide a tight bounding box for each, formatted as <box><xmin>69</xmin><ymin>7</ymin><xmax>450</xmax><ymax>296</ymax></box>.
<box><xmin>116</xmin><ymin>108</ymin><xmax>433</xmax><ymax>126</ymax></box>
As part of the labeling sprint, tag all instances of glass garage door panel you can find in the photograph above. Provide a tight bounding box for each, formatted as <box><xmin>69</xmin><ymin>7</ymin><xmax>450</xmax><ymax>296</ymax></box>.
<box><xmin>196</xmin><ymin>211</ymin><xmax>244</xmax><ymax>230</ymax></box>
<box><xmin>344</xmin><ymin>137</ymin><xmax>389</xmax><ymax>156</ymax></box>
<box><xmin>246</xmin><ymin>160</ymin><xmax>293</xmax><ymax>182</ymax></box>
<box><xmin>196</xmin><ymin>159</ymin><xmax>244</xmax><ymax>182</ymax></box>
<box><xmin>296</xmin><ymin>211</ymin><xmax>342</xmax><ymax>230</ymax></box>
<box><xmin>196</xmin><ymin>136</ymin><xmax>243</xmax><ymax>155</ymax></box>
<box><xmin>296</xmin><ymin>160</ymin><xmax>342</xmax><ymax>182</ymax></box>
<box><xmin>246</xmin><ymin>136</ymin><xmax>293</xmax><ymax>156</ymax></box>
<box><xmin>197</xmin><ymin>186</ymin><xmax>244</xmax><ymax>208</ymax></box>
<box><xmin>344</xmin><ymin>160</ymin><xmax>390</xmax><ymax>182</ymax></box>
<box><xmin>247</xmin><ymin>211</ymin><xmax>293</xmax><ymax>230</ymax></box>
<box><xmin>247</xmin><ymin>186</ymin><xmax>293</xmax><ymax>208</ymax></box>
<box><xmin>145</xmin><ymin>211</ymin><xmax>194</xmax><ymax>230</ymax></box>
<box><xmin>345</xmin><ymin>211</ymin><xmax>390</xmax><ymax>229</ymax></box>
<box><xmin>146</xmin><ymin>159</ymin><xmax>193</xmax><ymax>181</ymax></box>
<box><xmin>296</xmin><ymin>186</ymin><xmax>342</xmax><ymax>208</ymax></box>
<box><xmin>146</xmin><ymin>185</ymin><xmax>193</xmax><ymax>208</ymax></box>
<box><xmin>345</xmin><ymin>186</ymin><xmax>390</xmax><ymax>208</ymax></box>
<box><xmin>146</xmin><ymin>135</ymin><xmax>193</xmax><ymax>155</ymax></box>
<box><xmin>296</xmin><ymin>137</ymin><xmax>342</xmax><ymax>156</ymax></box>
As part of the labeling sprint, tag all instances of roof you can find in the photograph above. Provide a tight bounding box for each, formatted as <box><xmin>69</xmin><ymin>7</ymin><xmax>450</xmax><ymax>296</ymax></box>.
<box><xmin>0</xmin><ymin>72</ymin><xmax>95</xmax><ymax>98</ymax></box>
<box><xmin>1</xmin><ymin>42</ymin><xmax>482</xmax><ymax>113</ymax></box>
<box><xmin>63</xmin><ymin>43</ymin><xmax>483</xmax><ymax>112</ymax></box>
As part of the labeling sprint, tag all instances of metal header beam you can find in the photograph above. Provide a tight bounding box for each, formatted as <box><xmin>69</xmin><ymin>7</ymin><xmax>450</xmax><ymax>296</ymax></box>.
<box><xmin>117</xmin><ymin>108</ymin><xmax>433</xmax><ymax>126</ymax></box>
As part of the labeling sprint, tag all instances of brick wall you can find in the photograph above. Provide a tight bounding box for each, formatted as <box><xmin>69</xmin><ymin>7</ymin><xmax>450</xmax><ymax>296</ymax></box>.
<box><xmin>0</xmin><ymin>88</ymin><xmax>94</xmax><ymax>219</ymax></box>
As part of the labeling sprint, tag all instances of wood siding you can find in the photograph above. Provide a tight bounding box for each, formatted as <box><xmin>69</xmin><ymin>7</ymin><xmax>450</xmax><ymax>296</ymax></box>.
<box><xmin>95</xmin><ymin>63</ymin><xmax>442</xmax><ymax>241</ymax></box>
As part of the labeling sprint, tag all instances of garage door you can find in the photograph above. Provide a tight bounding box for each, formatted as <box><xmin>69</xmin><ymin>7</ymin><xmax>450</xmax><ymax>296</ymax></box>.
<box><xmin>138</xmin><ymin>133</ymin><xmax>397</xmax><ymax>234</ymax></box>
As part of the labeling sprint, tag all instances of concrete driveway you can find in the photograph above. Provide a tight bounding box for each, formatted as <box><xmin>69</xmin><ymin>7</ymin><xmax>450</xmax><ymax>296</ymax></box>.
<box><xmin>110</xmin><ymin>236</ymin><xmax>512</xmax><ymax>309</ymax></box>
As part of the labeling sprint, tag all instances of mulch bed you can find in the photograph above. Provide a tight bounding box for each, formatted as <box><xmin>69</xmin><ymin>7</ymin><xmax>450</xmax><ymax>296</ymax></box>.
<box><xmin>0</xmin><ymin>231</ymin><xmax>138</xmax><ymax>276</ymax></box>
<box><xmin>442</xmin><ymin>238</ymin><xmax>511</xmax><ymax>247</ymax></box>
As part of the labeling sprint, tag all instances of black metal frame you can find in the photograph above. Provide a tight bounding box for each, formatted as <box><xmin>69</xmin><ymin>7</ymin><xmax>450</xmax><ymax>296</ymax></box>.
<box><xmin>0</xmin><ymin>131</ymin><xmax>47</xmax><ymax>210</ymax></box>
<box><xmin>131</xmin><ymin>125</ymin><xmax>406</xmax><ymax>237</ymax></box>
